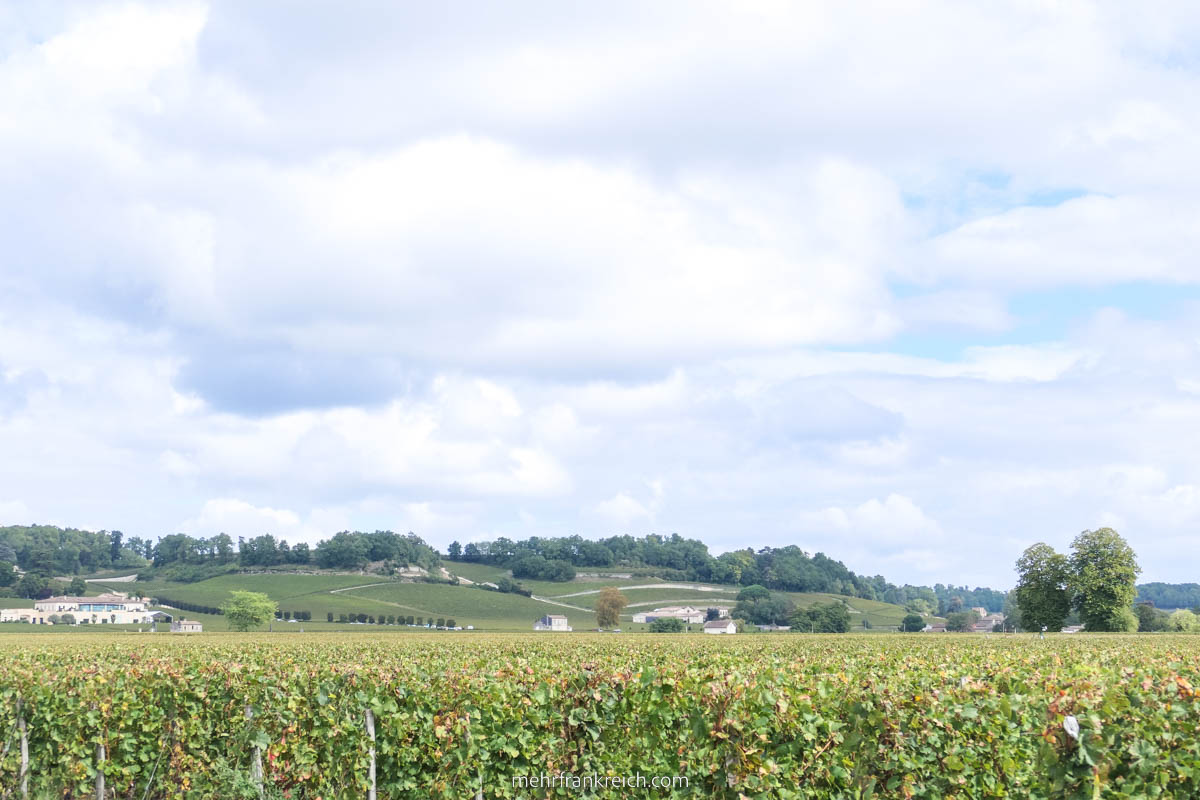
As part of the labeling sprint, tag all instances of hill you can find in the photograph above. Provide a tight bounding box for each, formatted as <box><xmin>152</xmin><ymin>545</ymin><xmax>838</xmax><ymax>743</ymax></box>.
<box><xmin>63</xmin><ymin>564</ymin><xmax>925</xmax><ymax>632</ymax></box>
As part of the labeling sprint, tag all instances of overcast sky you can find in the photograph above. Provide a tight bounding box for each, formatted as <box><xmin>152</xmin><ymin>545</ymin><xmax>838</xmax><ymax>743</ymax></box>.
<box><xmin>3</xmin><ymin>2</ymin><xmax>1200</xmax><ymax>588</ymax></box>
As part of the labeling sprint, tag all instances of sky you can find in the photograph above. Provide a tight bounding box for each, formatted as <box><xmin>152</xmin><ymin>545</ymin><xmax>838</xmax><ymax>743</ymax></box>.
<box><xmin>2</xmin><ymin>1</ymin><xmax>1200</xmax><ymax>588</ymax></box>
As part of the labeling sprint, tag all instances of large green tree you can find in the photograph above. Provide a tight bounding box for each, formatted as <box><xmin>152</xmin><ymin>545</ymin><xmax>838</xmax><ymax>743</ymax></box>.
<box><xmin>220</xmin><ymin>591</ymin><xmax>278</xmax><ymax>632</ymax></box>
<box><xmin>1069</xmin><ymin>528</ymin><xmax>1140</xmax><ymax>631</ymax></box>
<box><xmin>1014</xmin><ymin>543</ymin><xmax>1072</xmax><ymax>633</ymax></box>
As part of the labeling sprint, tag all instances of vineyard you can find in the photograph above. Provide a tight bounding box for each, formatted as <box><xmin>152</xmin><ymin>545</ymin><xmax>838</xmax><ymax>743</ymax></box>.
<box><xmin>1</xmin><ymin>633</ymin><xmax>1198</xmax><ymax>799</ymax></box>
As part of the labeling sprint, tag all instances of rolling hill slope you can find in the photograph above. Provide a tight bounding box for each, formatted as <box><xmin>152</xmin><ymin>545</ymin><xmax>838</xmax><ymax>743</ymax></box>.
<box><xmin>70</xmin><ymin>566</ymin><xmax>927</xmax><ymax>632</ymax></box>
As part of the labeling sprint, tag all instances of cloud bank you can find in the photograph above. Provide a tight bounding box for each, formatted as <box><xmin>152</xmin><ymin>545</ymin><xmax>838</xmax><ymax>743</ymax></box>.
<box><xmin>3</xmin><ymin>1</ymin><xmax>1200</xmax><ymax>586</ymax></box>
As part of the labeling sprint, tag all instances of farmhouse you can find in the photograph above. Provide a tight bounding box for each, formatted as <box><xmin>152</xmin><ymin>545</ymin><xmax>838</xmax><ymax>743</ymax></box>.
<box><xmin>533</xmin><ymin>614</ymin><xmax>571</xmax><ymax>631</ymax></box>
<box><xmin>703</xmin><ymin>619</ymin><xmax>737</xmax><ymax>635</ymax></box>
<box><xmin>171</xmin><ymin>618</ymin><xmax>203</xmax><ymax>633</ymax></box>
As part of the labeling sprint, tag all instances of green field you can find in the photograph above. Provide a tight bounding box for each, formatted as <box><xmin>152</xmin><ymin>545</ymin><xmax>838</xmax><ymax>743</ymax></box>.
<box><xmin>0</xmin><ymin>566</ymin><xmax>926</xmax><ymax>633</ymax></box>
<box><xmin>340</xmin><ymin>583</ymin><xmax>564</xmax><ymax>629</ymax></box>
<box><xmin>559</xmin><ymin>586</ymin><xmax>736</xmax><ymax>609</ymax></box>
<box><xmin>1</xmin><ymin>632</ymin><xmax>1198</xmax><ymax>798</ymax></box>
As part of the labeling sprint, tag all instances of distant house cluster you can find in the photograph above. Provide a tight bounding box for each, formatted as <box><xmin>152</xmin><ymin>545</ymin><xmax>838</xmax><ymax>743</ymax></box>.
<box><xmin>0</xmin><ymin>592</ymin><xmax>153</xmax><ymax>626</ymax></box>
<box><xmin>533</xmin><ymin>614</ymin><xmax>572</xmax><ymax>632</ymax></box>
<box><xmin>922</xmin><ymin>607</ymin><xmax>1007</xmax><ymax>633</ymax></box>
<box><xmin>631</xmin><ymin>606</ymin><xmax>730</xmax><ymax>624</ymax></box>
<box><xmin>972</xmin><ymin>610</ymin><xmax>1007</xmax><ymax>633</ymax></box>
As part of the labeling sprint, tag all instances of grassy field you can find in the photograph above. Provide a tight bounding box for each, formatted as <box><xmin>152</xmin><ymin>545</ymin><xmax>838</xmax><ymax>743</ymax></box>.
<box><xmin>19</xmin><ymin>565</ymin><xmax>929</xmax><ymax>632</ymax></box>
<box><xmin>340</xmin><ymin>582</ymin><xmax>566</xmax><ymax>630</ymax></box>
<box><xmin>560</xmin><ymin>586</ymin><xmax>737</xmax><ymax>608</ymax></box>
<box><xmin>2</xmin><ymin>632</ymin><xmax>1197</xmax><ymax>798</ymax></box>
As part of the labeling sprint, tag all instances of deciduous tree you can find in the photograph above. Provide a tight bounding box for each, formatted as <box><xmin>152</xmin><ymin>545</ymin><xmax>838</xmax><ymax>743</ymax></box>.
<box><xmin>1069</xmin><ymin>528</ymin><xmax>1140</xmax><ymax>632</ymax></box>
<box><xmin>1014</xmin><ymin>543</ymin><xmax>1072</xmax><ymax>633</ymax></box>
<box><xmin>594</xmin><ymin>587</ymin><xmax>628</xmax><ymax>629</ymax></box>
<box><xmin>220</xmin><ymin>591</ymin><xmax>278</xmax><ymax>631</ymax></box>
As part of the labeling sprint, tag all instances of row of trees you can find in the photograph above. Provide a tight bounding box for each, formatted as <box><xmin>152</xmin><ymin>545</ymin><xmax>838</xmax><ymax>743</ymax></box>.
<box><xmin>0</xmin><ymin>525</ymin><xmax>442</xmax><ymax>579</ymax></box>
<box><xmin>0</xmin><ymin>526</ymin><xmax>147</xmax><ymax>577</ymax></box>
<box><xmin>1015</xmin><ymin>528</ymin><xmax>1141</xmax><ymax>632</ymax></box>
<box><xmin>157</xmin><ymin>598</ymin><xmax>223</xmax><ymax>616</ymax></box>
<box><xmin>448</xmin><ymin>533</ymin><xmax>1008</xmax><ymax>611</ymax></box>
<box><xmin>151</xmin><ymin>530</ymin><xmax>442</xmax><ymax>572</ymax></box>
<box><xmin>342</xmin><ymin>614</ymin><xmax>457</xmax><ymax>627</ymax></box>
<box><xmin>218</xmin><ymin>592</ymin><xmax>458</xmax><ymax>631</ymax></box>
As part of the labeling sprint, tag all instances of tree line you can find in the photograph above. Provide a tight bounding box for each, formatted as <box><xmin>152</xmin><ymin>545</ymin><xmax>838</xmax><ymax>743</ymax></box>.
<box><xmin>446</xmin><ymin>532</ymin><xmax>1008</xmax><ymax>613</ymax></box>
<box><xmin>0</xmin><ymin>526</ymin><xmax>443</xmax><ymax>598</ymax></box>
<box><xmin>156</xmin><ymin>597</ymin><xmax>223</xmax><ymax>616</ymax></box>
<box><xmin>329</xmin><ymin>613</ymin><xmax>457</xmax><ymax>627</ymax></box>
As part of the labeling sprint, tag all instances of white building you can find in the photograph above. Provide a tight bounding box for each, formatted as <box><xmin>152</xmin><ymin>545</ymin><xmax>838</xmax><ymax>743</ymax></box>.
<box><xmin>0</xmin><ymin>592</ymin><xmax>154</xmax><ymax>626</ymax></box>
<box><xmin>0</xmin><ymin>608</ymin><xmax>35</xmax><ymax>624</ymax></box>
<box><xmin>703</xmin><ymin>619</ymin><xmax>737</xmax><ymax>635</ymax></box>
<box><xmin>171</xmin><ymin>618</ymin><xmax>203</xmax><ymax>633</ymax></box>
<box><xmin>631</xmin><ymin>606</ymin><xmax>709</xmax><ymax>624</ymax></box>
<box><xmin>533</xmin><ymin>614</ymin><xmax>571</xmax><ymax>631</ymax></box>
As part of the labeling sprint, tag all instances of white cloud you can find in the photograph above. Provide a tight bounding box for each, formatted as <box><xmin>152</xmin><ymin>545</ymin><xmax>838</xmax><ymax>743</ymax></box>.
<box><xmin>179</xmin><ymin>498</ymin><xmax>313</xmax><ymax>542</ymax></box>
<box><xmin>594</xmin><ymin>493</ymin><xmax>652</xmax><ymax>526</ymax></box>
<box><xmin>0</xmin><ymin>500</ymin><xmax>32</xmax><ymax>526</ymax></box>
<box><xmin>4</xmin><ymin>1</ymin><xmax>1200</xmax><ymax>589</ymax></box>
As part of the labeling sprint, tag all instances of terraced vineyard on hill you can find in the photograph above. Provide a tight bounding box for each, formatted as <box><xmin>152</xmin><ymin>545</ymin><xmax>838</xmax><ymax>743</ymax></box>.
<box><xmin>1</xmin><ymin>633</ymin><xmax>1198</xmax><ymax>798</ymax></box>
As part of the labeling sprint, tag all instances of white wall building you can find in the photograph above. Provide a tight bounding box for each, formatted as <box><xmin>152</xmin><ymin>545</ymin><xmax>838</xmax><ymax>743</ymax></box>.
<box><xmin>0</xmin><ymin>592</ymin><xmax>154</xmax><ymax>626</ymax></box>
<box><xmin>703</xmin><ymin>619</ymin><xmax>737</xmax><ymax>635</ymax></box>
<box><xmin>533</xmin><ymin>614</ymin><xmax>572</xmax><ymax>631</ymax></box>
<box><xmin>631</xmin><ymin>606</ymin><xmax>710</xmax><ymax>624</ymax></box>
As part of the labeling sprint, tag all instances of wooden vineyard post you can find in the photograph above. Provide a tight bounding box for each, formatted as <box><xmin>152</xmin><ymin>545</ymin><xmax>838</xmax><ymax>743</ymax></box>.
<box><xmin>365</xmin><ymin>709</ymin><xmax>376</xmax><ymax>800</ymax></box>
<box><xmin>95</xmin><ymin>743</ymin><xmax>105</xmax><ymax>800</ymax></box>
<box><xmin>17</xmin><ymin>697</ymin><xmax>28</xmax><ymax>800</ymax></box>
<box><xmin>245</xmin><ymin>705</ymin><xmax>263</xmax><ymax>797</ymax></box>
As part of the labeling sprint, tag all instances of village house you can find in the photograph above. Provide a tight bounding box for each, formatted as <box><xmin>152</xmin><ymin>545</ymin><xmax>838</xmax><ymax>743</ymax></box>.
<box><xmin>533</xmin><ymin>614</ymin><xmax>571</xmax><ymax>631</ymax></box>
<box><xmin>170</xmin><ymin>618</ymin><xmax>203</xmax><ymax>633</ymax></box>
<box><xmin>703</xmin><ymin>619</ymin><xmax>737</xmax><ymax>635</ymax></box>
